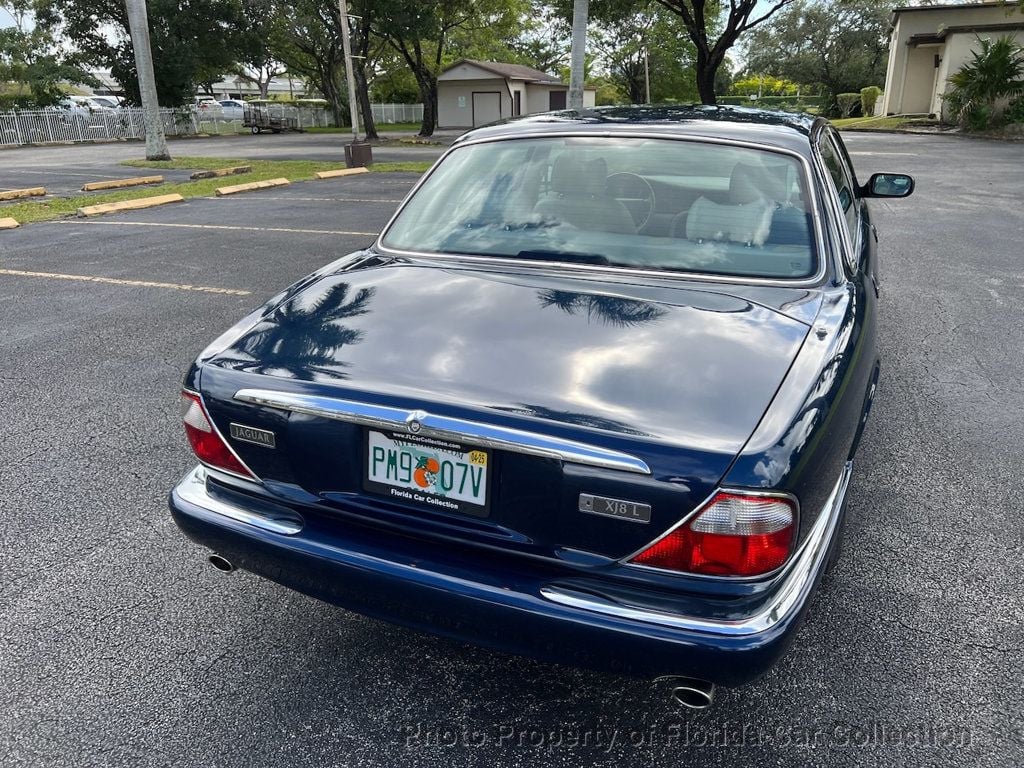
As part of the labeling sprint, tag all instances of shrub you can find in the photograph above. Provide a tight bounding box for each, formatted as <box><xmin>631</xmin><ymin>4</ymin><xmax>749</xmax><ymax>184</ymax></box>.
<box><xmin>944</xmin><ymin>35</ymin><xmax>1024</xmax><ymax>129</ymax></box>
<box><xmin>1005</xmin><ymin>95</ymin><xmax>1024</xmax><ymax>123</ymax></box>
<box><xmin>837</xmin><ymin>93</ymin><xmax>862</xmax><ymax>118</ymax></box>
<box><xmin>860</xmin><ymin>86</ymin><xmax>882</xmax><ymax>116</ymax></box>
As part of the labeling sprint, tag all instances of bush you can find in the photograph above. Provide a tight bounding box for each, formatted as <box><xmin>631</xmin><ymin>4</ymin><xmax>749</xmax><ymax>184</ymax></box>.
<box><xmin>1005</xmin><ymin>95</ymin><xmax>1024</xmax><ymax>123</ymax></box>
<box><xmin>944</xmin><ymin>35</ymin><xmax>1024</xmax><ymax>129</ymax></box>
<box><xmin>837</xmin><ymin>93</ymin><xmax>862</xmax><ymax>118</ymax></box>
<box><xmin>860</xmin><ymin>86</ymin><xmax>882</xmax><ymax>116</ymax></box>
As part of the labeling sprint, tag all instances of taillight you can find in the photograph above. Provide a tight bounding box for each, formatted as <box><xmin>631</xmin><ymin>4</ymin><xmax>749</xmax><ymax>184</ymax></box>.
<box><xmin>629</xmin><ymin>491</ymin><xmax>796</xmax><ymax>577</ymax></box>
<box><xmin>181</xmin><ymin>391</ymin><xmax>256</xmax><ymax>479</ymax></box>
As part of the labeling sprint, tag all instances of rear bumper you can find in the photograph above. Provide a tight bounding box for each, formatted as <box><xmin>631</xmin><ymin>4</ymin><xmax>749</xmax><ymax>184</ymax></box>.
<box><xmin>169</xmin><ymin>463</ymin><xmax>851</xmax><ymax>687</ymax></box>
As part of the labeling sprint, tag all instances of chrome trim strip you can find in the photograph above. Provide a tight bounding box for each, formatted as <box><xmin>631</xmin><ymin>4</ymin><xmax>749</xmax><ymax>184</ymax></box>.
<box><xmin>233</xmin><ymin>388</ymin><xmax>652</xmax><ymax>475</ymax></box>
<box><xmin>175</xmin><ymin>466</ymin><xmax>304</xmax><ymax>535</ymax></box>
<box><xmin>540</xmin><ymin>461</ymin><xmax>852</xmax><ymax>636</ymax></box>
<box><xmin>373</xmin><ymin>131</ymin><xmax>833</xmax><ymax>290</ymax></box>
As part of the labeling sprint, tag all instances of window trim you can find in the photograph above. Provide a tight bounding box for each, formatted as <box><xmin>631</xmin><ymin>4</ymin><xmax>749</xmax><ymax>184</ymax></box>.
<box><xmin>812</xmin><ymin>127</ymin><xmax>864</xmax><ymax>278</ymax></box>
<box><xmin>375</xmin><ymin>131</ymin><xmax>833</xmax><ymax>289</ymax></box>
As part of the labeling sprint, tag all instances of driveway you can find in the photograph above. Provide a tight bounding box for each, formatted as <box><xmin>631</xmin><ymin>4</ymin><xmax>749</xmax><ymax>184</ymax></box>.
<box><xmin>0</xmin><ymin>134</ymin><xmax>1020</xmax><ymax>767</ymax></box>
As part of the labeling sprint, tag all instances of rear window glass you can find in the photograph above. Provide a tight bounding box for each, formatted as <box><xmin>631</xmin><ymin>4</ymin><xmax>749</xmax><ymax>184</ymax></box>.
<box><xmin>381</xmin><ymin>136</ymin><xmax>817</xmax><ymax>279</ymax></box>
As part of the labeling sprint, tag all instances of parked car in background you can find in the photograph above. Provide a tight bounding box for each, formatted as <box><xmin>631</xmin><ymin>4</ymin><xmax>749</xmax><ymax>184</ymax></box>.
<box><xmin>87</xmin><ymin>95</ymin><xmax>123</xmax><ymax>109</ymax></box>
<box><xmin>194</xmin><ymin>97</ymin><xmax>222</xmax><ymax>113</ymax></box>
<box><xmin>169</xmin><ymin>105</ymin><xmax>915</xmax><ymax>709</ymax></box>
<box><xmin>218</xmin><ymin>99</ymin><xmax>247</xmax><ymax>120</ymax></box>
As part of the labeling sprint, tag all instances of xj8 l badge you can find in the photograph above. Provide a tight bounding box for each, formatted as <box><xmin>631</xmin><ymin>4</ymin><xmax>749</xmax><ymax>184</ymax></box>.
<box><xmin>579</xmin><ymin>493</ymin><xmax>651</xmax><ymax>523</ymax></box>
<box><xmin>229</xmin><ymin>423</ymin><xmax>276</xmax><ymax>449</ymax></box>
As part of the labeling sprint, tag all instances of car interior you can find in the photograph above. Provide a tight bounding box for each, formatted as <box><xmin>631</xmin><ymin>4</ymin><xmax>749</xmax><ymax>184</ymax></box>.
<box><xmin>382</xmin><ymin>137</ymin><xmax>818</xmax><ymax>279</ymax></box>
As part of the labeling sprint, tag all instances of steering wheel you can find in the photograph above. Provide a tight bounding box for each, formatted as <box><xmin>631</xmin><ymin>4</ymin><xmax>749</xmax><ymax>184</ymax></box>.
<box><xmin>606</xmin><ymin>172</ymin><xmax>655</xmax><ymax>232</ymax></box>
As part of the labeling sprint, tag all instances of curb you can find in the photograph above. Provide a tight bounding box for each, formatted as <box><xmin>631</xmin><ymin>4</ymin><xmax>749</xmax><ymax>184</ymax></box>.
<box><xmin>77</xmin><ymin>194</ymin><xmax>184</xmax><ymax>217</ymax></box>
<box><xmin>0</xmin><ymin>217</ymin><xmax>20</xmax><ymax>230</ymax></box>
<box><xmin>215</xmin><ymin>178</ymin><xmax>290</xmax><ymax>196</ymax></box>
<box><xmin>190</xmin><ymin>165</ymin><xmax>253</xmax><ymax>180</ymax></box>
<box><xmin>0</xmin><ymin>187</ymin><xmax>45</xmax><ymax>202</ymax></box>
<box><xmin>82</xmin><ymin>175</ymin><xmax>164</xmax><ymax>192</ymax></box>
<box><xmin>315</xmin><ymin>168</ymin><xmax>370</xmax><ymax>180</ymax></box>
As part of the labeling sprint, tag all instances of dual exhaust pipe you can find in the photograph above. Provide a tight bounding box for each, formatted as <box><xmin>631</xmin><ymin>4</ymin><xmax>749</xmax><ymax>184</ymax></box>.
<box><xmin>204</xmin><ymin>552</ymin><xmax>716</xmax><ymax>709</ymax></box>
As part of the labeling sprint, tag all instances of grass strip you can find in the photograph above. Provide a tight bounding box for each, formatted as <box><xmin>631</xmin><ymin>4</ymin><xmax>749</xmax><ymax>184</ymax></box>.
<box><xmin>0</xmin><ymin>157</ymin><xmax>430</xmax><ymax>225</ymax></box>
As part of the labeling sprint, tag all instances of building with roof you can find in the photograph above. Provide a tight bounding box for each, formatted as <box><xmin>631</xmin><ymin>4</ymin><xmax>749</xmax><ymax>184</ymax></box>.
<box><xmin>437</xmin><ymin>59</ymin><xmax>597</xmax><ymax>128</ymax></box>
<box><xmin>880</xmin><ymin>1</ymin><xmax>1024</xmax><ymax>118</ymax></box>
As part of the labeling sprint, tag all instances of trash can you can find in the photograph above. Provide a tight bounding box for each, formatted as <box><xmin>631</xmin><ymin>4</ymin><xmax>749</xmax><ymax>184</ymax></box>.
<box><xmin>345</xmin><ymin>140</ymin><xmax>373</xmax><ymax>168</ymax></box>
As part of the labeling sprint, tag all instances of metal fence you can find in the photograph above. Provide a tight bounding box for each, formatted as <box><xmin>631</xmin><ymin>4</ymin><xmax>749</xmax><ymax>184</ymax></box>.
<box><xmin>0</xmin><ymin>105</ymin><xmax>337</xmax><ymax>147</ymax></box>
<box><xmin>370</xmin><ymin>103</ymin><xmax>424</xmax><ymax>124</ymax></box>
<box><xmin>0</xmin><ymin>103</ymin><xmax>425</xmax><ymax>147</ymax></box>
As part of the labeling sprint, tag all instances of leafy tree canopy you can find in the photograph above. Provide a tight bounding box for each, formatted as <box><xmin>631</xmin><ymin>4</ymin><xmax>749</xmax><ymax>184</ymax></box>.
<box><xmin>39</xmin><ymin>0</ymin><xmax>250</xmax><ymax>107</ymax></box>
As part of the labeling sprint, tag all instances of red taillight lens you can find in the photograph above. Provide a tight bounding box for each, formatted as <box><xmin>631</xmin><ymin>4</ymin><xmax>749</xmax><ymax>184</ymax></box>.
<box><xmin>629</xmin><ymin>492</ymin><xmax>796</xmax><ymax>577</ymax></box>
<box><xmin>181</xmin><ymin>391</ymin><xmax>255</xmax><ymax>479</ymax></box>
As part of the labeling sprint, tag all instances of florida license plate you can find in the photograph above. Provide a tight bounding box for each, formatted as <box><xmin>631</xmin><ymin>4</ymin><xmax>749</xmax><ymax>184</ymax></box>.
<box><xmin>363</xmin><ymin>429</ymin><xmax>490</xmax><ymax>517</ymax></box>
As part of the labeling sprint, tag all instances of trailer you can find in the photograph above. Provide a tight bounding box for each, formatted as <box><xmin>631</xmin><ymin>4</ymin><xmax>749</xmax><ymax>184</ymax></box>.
<box><xmin>243</xmin><ymin>103</ymin><xmax>301</xmax><ymax>134</ymax></box>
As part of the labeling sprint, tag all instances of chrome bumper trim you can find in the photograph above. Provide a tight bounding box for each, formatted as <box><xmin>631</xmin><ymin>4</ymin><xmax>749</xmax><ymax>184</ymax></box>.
<box><xmin>540</xmin><ymin>461</ymin><xmax>853</xmax><ymax>637</ymax></box>
<box><xmin>175</xmin><ymin>466</ymin><xmax>304</xmax><ymax>535</ymax></box>
<box><xmin>233</xmin><ymin>388</ymin><xmax>652</xmax><ymax>475</ymax></box>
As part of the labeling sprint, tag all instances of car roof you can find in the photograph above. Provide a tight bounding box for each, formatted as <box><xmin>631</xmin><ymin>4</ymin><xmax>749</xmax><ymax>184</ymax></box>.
<box><xmin>454</xmin><ymin>105</ymin><xmax>827</xmax><ymax>157</ymax></box>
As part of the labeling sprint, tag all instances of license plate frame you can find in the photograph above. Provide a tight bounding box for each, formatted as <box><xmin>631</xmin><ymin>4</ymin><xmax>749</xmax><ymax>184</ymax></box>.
<box><xmin>362</xmin><ymin>429</ymin><xmax>491</xmax><ymax>517</ymax></box>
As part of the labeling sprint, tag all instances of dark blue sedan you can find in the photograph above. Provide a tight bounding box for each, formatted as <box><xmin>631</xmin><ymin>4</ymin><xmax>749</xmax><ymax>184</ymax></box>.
<box><xmin>170</xmin><ymin>106</ymin><xmax>913</xmax><ymax>708</ymax></box>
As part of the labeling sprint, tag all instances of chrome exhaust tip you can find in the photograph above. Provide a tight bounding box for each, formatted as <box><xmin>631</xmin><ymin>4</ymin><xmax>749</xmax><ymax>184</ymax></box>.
<box><xmin>207</xmin><ymin>553</ymin><xmax>236</xmax><ymax>573</ymax></box>
<box><xmin>656</xmin><ymin>677</ymin><xmax>716</xmax><ymax>710</ymax></box>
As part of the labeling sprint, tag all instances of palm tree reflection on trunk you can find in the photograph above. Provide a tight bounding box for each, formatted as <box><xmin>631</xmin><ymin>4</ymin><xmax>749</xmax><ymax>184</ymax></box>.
<box><xmin>219</xmin><ymin>282</ymin><xmax>376</xmax><ymax>380</ymax></box>
<box><xmin>538</xmin><ymin>289</ymin><xmax>667</xmax><ymax>327</ymax></box>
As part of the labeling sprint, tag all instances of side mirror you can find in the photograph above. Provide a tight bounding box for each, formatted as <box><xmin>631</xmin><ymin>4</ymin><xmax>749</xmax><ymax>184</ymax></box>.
<box><xmin>861</xmin><ymin>173</ymin><xmax>915</xmax><ymax>199</ymax></box>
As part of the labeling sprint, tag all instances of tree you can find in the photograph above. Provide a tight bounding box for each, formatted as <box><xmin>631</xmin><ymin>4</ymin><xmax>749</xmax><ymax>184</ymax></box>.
<box><xmin>371</xmin><ymin>0</ymin><xmax>526</xmax><ymax>136</ymax></box>
<box><xmin>742</xmin><ymin>0</ymin><xmax>889</xmax><ymax>114</ymax></box>
<box><xmin>0</xmin><ymin>1</ymin><xmax>96</xmax><ymax>108</ymax></box>
<box><xmin>41</xmin><ymin>0</ymin><xmax>249</xmax><ymax>107</ymax></box>
<box><xmin>646</xmin><ymin>1</ymin><xmax>798</xmax><ymax>104</ymax></box>
<box><xmin>234</xmin><ymin>0</ymin><xmax>287</xmax><ymax>99</ymax></box>
<box><xmin>267</xmin><ymin>0</ymin><xmax>378</xmax><ymax>138</ymax></box>
<box><xmin>590</xmin><ymin>2</ymin><xmax>699</xmax><ymax>104</ymax></box>
<box><xmin>944</xmin><ymin>35</ymin><xmax>1024</xmax><ymax>129</ymax></box>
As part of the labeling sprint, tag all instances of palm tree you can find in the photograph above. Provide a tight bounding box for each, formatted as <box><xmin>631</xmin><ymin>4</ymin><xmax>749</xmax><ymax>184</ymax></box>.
<box><xmin>944</xmin><ymin>36</ymin><xmax>1024</xmax><ymax>129</ymax></box>
<box><xmin>538</xmin><ymin>289</ymin><xmax>667</xmax><ymax>327</ymax></box>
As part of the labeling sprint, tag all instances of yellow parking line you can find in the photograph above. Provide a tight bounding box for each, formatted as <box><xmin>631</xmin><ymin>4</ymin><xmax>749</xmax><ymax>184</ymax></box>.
<box><xmin>0</xmin><ymin>268</ymin><xmax>251</xmax><ymax>295</ymax></box>
<box><xmin>55</xmin><ymin>220</ymin><xmax>377</xmax><ymax>236</ymax></box>
<box><xmin>211</xmin><ymin>196</ymin><xmax>404</xmax><ymax>203</ymax></box>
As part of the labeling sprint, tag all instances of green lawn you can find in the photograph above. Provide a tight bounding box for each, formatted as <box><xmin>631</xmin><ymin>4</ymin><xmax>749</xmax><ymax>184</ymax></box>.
<box><xmin>831</xmin><ymin>116</ymin><xmax>926</xmax><ymax>130</ymax></box>
<box><xmin>1</xmin><ymin>156</ymin><xmax>431</xmax><ymax>225</ymax></box>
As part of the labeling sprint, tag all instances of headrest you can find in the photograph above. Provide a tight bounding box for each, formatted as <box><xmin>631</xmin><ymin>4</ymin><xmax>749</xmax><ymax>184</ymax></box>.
<box><xmin>729</xmin><ymin>162</ymin><xmax>791</xmax><ymax>204</ymax></box>
<box><xmin>550</xmin><ymin>153</ymin><xmax>607</xmax><ymax>197</ymax></box>
<box><xmin>686</xmin><ymin>196</ymin><xmax>774</xmax><ymax>245</ymax></box>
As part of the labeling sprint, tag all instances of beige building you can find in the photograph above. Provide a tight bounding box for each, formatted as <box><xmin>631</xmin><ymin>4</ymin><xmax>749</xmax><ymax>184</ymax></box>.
<box><xmin>437</xmin><ymin>59</ymin><xmax>597</xmax><ymax>129</ymax></box>
<box><xmin>881</xmin><ymin>1</ymin><xmax>1024</xmax><ymax>118</ymax></box>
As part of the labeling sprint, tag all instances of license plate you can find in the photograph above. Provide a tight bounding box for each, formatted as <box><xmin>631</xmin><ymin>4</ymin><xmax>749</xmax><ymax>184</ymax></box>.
<box><xmin>363</xmin><ymin>430</ymin><xmax>490</xmax><ymax>517</ymax></box>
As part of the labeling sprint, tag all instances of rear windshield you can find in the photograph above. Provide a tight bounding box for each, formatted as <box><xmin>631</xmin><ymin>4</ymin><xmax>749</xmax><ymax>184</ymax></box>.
<box><xmin>381</xmin><ymin>136</ymin><xmax>817</xmax><ymax>279</ymax></box>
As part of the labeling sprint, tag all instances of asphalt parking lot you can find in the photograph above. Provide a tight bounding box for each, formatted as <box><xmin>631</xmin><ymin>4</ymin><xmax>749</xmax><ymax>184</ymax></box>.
<box><xmin>0</xmin><ymin>132</ymin><xmax>1021</xmax><ymax>767</ymax></box>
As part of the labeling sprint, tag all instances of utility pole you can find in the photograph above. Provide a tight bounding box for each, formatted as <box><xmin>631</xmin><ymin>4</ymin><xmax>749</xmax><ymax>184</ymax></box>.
<box><xmin>125</xmin><ymin>0</ymin><xmax>169</xmax><ymax>160</ymax></box>
<box><xmin>338</xmin><ymin>0</ymin><xmax>360</xmax><ymax>141</ymax></box>
<box><xmin>644</xmin><ymin>48</ymin><xmax>651</xmax><ymax>105</ymax></box>
<box><xmin>568</xmin><ymin>0</ymin><xmax>589</xmax><ymax>110</ymax></box>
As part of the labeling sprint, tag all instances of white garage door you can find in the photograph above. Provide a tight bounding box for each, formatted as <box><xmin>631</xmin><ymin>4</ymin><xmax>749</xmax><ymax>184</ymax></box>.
<box><xmin>472</xmin><ymin>92</ymin><xmax>502</xmax><ymax>127</ymax></box>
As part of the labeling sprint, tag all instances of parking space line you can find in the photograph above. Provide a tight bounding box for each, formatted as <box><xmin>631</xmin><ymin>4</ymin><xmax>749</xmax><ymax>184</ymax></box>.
<box><xmin>210</xmin><ymin>196</ymin><xmax>405</xmax><ymax>203</ymax></box>
<box><xmin>0</xmin><ymin>268</ymin><xmax>251</xmax><ymax>295</ymax></box>
<box><xmin>53</xmin><ymin>220</ymin><xmax>378</xmax><ymax>236</ymax></box>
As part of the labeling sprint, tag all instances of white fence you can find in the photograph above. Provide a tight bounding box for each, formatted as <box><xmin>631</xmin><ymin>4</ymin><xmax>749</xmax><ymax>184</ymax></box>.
<box><xmin>0</xmin><ymin>102</ymin><xmax>424</xmax><ymax>147</ymax></box>
<box><xmin>371</xmin><ymin>103</ymin><xmax>424</xmax><ymax>124</ymax></box>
